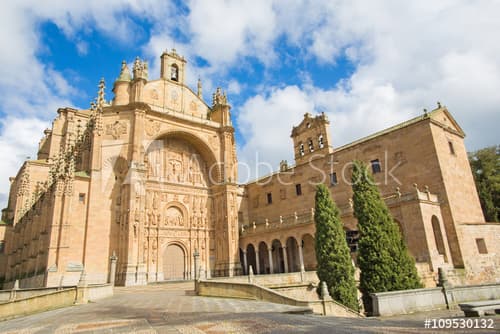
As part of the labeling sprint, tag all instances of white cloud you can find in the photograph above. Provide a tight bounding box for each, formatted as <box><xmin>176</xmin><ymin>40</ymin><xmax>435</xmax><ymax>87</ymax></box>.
<box><xmin>0</xmin><ymin>117</ymin><xmax>48</xmax><ymax>205</ymax></box>
<box><xmin>237</xmin><ymin>86</ymin><xmax>311</xmax><ymax>181</ymax></box>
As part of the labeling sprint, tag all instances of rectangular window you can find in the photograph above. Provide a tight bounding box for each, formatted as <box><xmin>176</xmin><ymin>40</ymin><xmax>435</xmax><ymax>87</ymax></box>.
<box><xmin>448</xmin><ymin>141</ymin><xmax>455</xmax><ymax>155</ymax></box>
<box><xmin>79</xmin><ymin>193</ymin><xmax>86</xmax><ymax>203</ymax></box>
<box><xmin>371</xmin><ymin>159</ymin><xmax>381</xmax><ymax>174</ymax></box>
<box><xmin>295</xmin><ymin>184</ymin><xmax>302</xmax><ymax>196</ymax></box>
<box><xmin>345</xmin><ymin>231</ymin><xmax>359</xmax><ymax>253</ymax></box>
<box><xmin>267</xmin><ymin>192</ymin><xmax>273</xmax><ymax>204</ymax></box>
<box><xmin>330</xmin><ymin>172</ymin><xmax>338</xmax><ymax>186</ymax></box>
<box><xmin>476</xmin><ymin>238</ymin><xmax>488</xmax><ymax>254</ymax></box>
<box><xmin>0</xmin><ymin>241</ymin><xmax>4</xmax><ymax>253</ymax></box>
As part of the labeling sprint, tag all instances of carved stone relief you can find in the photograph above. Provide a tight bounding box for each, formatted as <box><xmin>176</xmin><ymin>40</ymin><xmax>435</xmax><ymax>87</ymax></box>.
<box><xmin>106</xmin><ymin>121</ymin><xmax>127</xmax><ymax>139</ymax></box>
<box><xmin>145</xmin><ymin>120</ymin><xmax>160</xmax><ymax>137</ymax></box>
<box><xmin>146</xmin><ymin>137</ymin><xmax>208</xmax><ymax>186</ymax></box>
<box><xmin>165</xmin><ymin>206</ymin><xmax>184</xmax><ymax>226</ymax></box>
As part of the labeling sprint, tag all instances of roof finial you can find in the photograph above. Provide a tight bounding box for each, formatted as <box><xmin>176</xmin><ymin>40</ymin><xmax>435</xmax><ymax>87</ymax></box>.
<box><xmin>437</xmin><ymin>101</ymin><xmax>442</xmax><ymax>108</ymax></box>
<box><xmin>97</xmin><ymin>78</ymin><xmax>106</xmax><ymax>108</ymax></box>
<box><xmin>197</xmin><ymin>77</ymin><xmax>202</xmax><ymax>98</ymax></box>
<box><xmin>423</xmin><ymin>108</ymin><xmax>428</xmax><ymax>117</ymax></box>
<box><xmin>117</xmin><ymin>60</ymin><xmax>131</xmax><ymax>82</ymax></box>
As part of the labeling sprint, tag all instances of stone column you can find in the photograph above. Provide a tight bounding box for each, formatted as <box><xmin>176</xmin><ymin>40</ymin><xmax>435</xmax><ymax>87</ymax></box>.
<box><xmin>193</xmin><ymin>249</ymin><xmax>200</xmax><ymax>280</ymax></box>
<box><xmin>282</xmin><ymin>246</ymin><xmax>289</xmax><ymax>273</ymax></box>
<box><xmin>109</xmin><ymin>252</ymin><xmax>118</xmax><ymax>286</ymax></box>
<box><xmin>255</xmin><ymin>250</ymin><xmax>260</xmax><ymax>274</ymax></box>
<box><xmin>298</xmin><ymin>244</ymin><xmax>305</xmax><ymax>272</ymax></box>
<box><xmin>242</xmin><ymin>250</ymin><xmax>248</xmax><ymax>275</ymax></box>
<box><xmin>268</xmin><ymin>247</ymin><xmax>274</xmax><ymax>274</ymax></box>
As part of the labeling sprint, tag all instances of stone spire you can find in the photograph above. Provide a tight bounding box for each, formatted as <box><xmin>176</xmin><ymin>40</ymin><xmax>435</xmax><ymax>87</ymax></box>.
<box><xmin>197</xmin><ymin>77</ymin><xmax>202</xmax><ymax>98</ymax></box>
<box><xmin>97</xmin><ymin>78</ymin><xmax>106</xmax><ymax>108</ymax></box>
<box><xmin>95</xmin><ymin>78</ymin><xmax>105</xmax><ymax>135</ymax></box>
<box><xmin>117</xmin><ymin>60</ymin><xmax>131</xmax><ymax>82</ymax></box>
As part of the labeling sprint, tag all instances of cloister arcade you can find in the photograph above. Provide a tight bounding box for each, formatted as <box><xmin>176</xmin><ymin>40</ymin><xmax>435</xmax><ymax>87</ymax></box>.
<box><xmin>239</xmin><ymin>233</ymin><xmax>316</xmax><ymax>275</ymax></box>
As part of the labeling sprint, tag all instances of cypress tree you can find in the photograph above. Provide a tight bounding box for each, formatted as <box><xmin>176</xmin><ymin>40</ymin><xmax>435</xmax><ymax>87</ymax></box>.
<box><xmin>351</xmin><ymin>161</ymin><xmax>422</xmax><ymax>312</ymax></box>
<box><xmin>314</xmin><ymin>183</ymin><xmax>358</xmax><ymax>311</ymax></box>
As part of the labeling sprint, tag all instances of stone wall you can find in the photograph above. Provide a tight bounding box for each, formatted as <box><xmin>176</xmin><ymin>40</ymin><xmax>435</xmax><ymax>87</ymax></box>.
<box><xmin>371</xmin><ymin>283</ymin><xmax>500</xmax><ymax>316</ymax></box>
<box><xmin>0</xmin><ymin>288</ymin><xmax>77</xmax><ymax>321</ymax></box>
<box><xmin>0</xmin><ymin>283</ymin><xmax>113</xmax><ymax>320</ymax></box>
<box><xmin>195</xmin><ymin>279</ymin><xmax>361</xmax><ymax>317</ymax></box>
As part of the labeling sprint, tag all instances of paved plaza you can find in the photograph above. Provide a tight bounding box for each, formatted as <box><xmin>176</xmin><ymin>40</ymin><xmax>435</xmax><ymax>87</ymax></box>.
<box><xmin>1</xmin><ymin>282</ymin><xmax>498</xmax><ymax>333</ymax></box>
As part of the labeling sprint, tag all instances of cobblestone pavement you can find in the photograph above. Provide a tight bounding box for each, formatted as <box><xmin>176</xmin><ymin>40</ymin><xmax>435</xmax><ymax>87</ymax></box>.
<box><xmin>1</xmin><ymin>282</ymin><xmax>499</xmax><ymax>333</ymax></box>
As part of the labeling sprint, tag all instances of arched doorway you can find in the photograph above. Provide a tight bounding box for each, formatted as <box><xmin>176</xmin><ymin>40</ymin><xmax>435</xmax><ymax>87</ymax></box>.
<box><xmin>302</xmin><ymin>234</ymin><xmax>316</xmax><ymax>271</ymax></box>
<box><xmin>163</xmin><ymin>244</ymin><xmax>186</xmax><ymax>280</ymax></box>
<box><xmin>258</xmin><ymin>242</ymin><xmax>269</xmax><ymax>274</ymax></box>
<box><xmin>286</xmin><ymin>237</ymin><xmax>300</xmax><ymax>272</ymax></box>
<box><xmin>271</xmin><ymin>239</ymin><xmax>284</xmax><ymax>273</ymax></box>
<box><xmin>246</xmin><ymin>244</ymin><xmax>257</xmax><ymax>274</ymax></box>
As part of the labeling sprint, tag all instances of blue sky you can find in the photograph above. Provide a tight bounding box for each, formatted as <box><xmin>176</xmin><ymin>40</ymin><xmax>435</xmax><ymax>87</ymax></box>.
<box><xmin>0</xmin><ymin>1</ymin><xmax>499</xmax><ymax>208</ymax></box>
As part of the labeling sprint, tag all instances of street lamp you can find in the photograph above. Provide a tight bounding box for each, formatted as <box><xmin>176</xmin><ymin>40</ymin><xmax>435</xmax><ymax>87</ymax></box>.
<box><xmin>193</xmin><ymin>249</ymin><xmax>200</xmax><ymax>280</ymax></box>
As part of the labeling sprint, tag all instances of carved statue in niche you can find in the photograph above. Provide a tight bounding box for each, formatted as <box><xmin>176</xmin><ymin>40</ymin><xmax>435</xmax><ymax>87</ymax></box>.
<box><xmin>151</xmin><ymin>239</ymin><xmax>157</xmax><ymax>264</ymax></box>
<box><xmin>152</xmin><ymin>192</ymin><xmax>160</xmax><ymax>210</ymax></box>
<box><xmin>150</xmin><ymin>211</ymin><xmax>157</xmax><ymax>227</ymax></box>
<box><xmin>143</xmin><ymin>241</ymin><xmax>148</xmax><ymax>262</ymax></box>
<box><xmin>145</xmin><ymin>209</ymin><xmax>150</xmax><ymax>226</ymax></box>
<box><xmin>168</xmin><ymin>159</ymin><xmax>183</xmax><ymax>182</ymax></box>
<box><xmin>156</xmin><ymin>212</ymin><xmax>162</xmax><ymax>227</ymax></box>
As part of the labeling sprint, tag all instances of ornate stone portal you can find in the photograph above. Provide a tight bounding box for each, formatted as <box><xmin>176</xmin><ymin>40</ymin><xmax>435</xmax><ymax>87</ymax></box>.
<box><xmin>137</xmin><ymin>136</ymin><xmax>213</xmax><ymax>282</ymax></box>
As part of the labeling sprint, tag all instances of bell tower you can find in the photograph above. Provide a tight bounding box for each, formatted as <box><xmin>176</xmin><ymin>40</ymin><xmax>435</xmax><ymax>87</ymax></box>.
<box><xmin>291</xmin><ymin>112</ymin><xmax>333</xmax><ymax>165</ymax></box>
<box><xmin>160</xmin><ymin>48</ymin><xmax>186</xmax><ymax>84</ymax></box>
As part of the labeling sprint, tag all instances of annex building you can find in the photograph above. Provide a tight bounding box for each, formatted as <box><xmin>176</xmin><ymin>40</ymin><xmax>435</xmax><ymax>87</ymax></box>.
<box><xmin>0</xmin><ymin>50</ymin><xmax>498</xmax><ymax>289</ymax></box>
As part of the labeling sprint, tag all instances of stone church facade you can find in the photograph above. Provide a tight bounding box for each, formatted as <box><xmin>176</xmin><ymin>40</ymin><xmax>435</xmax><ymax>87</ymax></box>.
<box><xmin>0</xmin><ymin>50</ymin><xmax>498</xmax><ymax>288</ymax></box>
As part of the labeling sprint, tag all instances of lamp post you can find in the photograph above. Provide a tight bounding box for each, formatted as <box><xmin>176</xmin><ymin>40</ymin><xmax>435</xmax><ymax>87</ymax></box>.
<box><xmin>193</xmin><ymin>249</ymin><xmax>200</xmax><ymax>280</ymax></box>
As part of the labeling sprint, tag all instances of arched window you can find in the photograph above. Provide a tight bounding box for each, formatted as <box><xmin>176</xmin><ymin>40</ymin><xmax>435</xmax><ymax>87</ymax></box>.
<box><xmin>431</xmin><ymin>215</ymin><xmax>447</xmax><ymax>261</ymax></box>
<box><xmin>299</xmin><ymin>143</ymin><xmax>305</xmax><ymax>156</ymax></box>
<box><xmin>308</xmin><ymin>139</ymin><xmax>314</xmax><ymax>152</ymax></box>
<box><xmin>171</xmin><ymin>64</ymin><xmax>179</xmax><ymax>81</ymax></box>
<box><xmin>318</xmin><ymin>135</ymin><xmax>324</xmax><ymax>148</ymax></box>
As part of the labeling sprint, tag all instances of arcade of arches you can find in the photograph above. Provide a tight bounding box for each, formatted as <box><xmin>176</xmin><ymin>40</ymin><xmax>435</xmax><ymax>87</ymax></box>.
<box><xmin>240</xmin><ymin>234</ymin><xmax>316</xmax><ymax>275</ymax></box>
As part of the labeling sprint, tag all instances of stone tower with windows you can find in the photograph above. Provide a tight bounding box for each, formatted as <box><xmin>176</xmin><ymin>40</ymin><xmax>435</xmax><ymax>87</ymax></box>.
<box><xmin>290</xmin><ymin>112</ymin><xmax>333</xmax><ymax>165</ymax></box>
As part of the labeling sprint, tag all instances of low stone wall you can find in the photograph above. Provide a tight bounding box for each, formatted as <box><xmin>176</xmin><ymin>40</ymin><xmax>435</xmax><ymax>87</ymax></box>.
<box><xmin>371</xmin><ymin>283</ymin><xmax>500</xmax><ymax>316</ymax></box>
<box><xmin>0</xmin><ymin>288</ymin><xmax>77</xmax><ymax>321</ymax></box>
<box><xmin>371</xmin><ymin>287</ymin><xmax>445</xmax><ymax>316</ymax></box>
<box><xmin>210</xmin><ymin>271</ymin><xmax>319</xmax><ymax>286</ymax></box>
<box><xmin>271</xmin><ymin>283</ymin><xmax>319</xmax><ymax>301</ymax></box>
<box><xmin>0</xmin><ymin>287</ymin><xmax>61</xmax><ymax>302</ymax></box>
<box><xmin>0</xmin><ymin>283</ymin><xmax>114</xmax><ymax>320</ymax></box>
<box><xmin>196</xmin><ymin>279</ymin><xmax>361</xmax><ymax>317</ymax></box>
<box><xmin>87</xmin><ymin>283</ymin><xmax>114</xmax><ymax>301</ymax></box>
<box><xmin>447</xmin><ymin>283</ymin><xmax>500</xmax><ymax>305</ymax></box>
